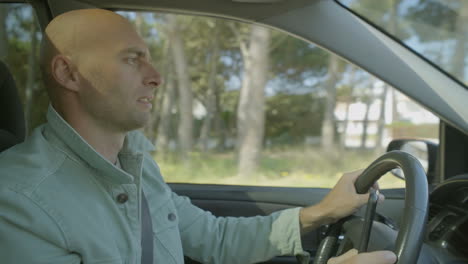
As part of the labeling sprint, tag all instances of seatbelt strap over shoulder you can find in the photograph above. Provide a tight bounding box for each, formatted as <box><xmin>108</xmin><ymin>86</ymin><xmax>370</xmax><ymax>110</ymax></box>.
<box><xmin>141</xmin><ymin>191</ymin><xmax>154</xmax><ymax>264</ymax></box>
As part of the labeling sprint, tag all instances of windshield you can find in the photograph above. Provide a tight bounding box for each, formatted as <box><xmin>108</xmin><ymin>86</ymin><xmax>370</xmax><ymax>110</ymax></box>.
<box><xmin>338</xmin><ymin>0</ymin><xmax>468</xmax><ymax>86</ymax></box>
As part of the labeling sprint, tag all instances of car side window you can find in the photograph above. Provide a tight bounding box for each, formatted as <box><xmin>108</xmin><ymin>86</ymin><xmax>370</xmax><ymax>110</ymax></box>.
<box><xmin>0</xmin><ymin>3</ymin><xmax>47</xmax><ymax>134</ymax></box>
<box><xmin>116</xmin><ymin>11</ymin><xmax>439</xmax><ymax>189</ymax></box>
<box><xmin>1</xmin><ymin>9</ymin><xmax>428</xmax><ymax>189</ymax></box>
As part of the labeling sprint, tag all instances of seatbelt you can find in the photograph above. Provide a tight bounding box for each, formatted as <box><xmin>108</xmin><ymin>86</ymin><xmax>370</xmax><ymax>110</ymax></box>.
<box><xmin>141</xmin><ymin>191</ymin><xmax>154</xmax><ymax>264</ymax></box>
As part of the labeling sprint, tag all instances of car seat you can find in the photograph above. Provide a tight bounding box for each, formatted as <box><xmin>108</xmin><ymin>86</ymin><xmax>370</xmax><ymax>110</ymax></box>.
<box><xmin>0</xmin><ymin>60</ymin><xmax>26</xmax><ymax>152</ymax></box>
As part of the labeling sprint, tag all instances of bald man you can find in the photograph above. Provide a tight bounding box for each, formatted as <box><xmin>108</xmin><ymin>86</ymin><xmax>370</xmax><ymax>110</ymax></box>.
<box><xmin>0</xmin><ymin>9</ymin><xmax>396</xmax><ymax>264</ymax></box>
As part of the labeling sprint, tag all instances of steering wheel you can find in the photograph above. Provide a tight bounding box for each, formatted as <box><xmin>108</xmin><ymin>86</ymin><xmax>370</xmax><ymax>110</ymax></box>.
<box><xmin>313</xmin><ymin>151</ymin><xmax>429</xmax><ymax>264</ymax></box>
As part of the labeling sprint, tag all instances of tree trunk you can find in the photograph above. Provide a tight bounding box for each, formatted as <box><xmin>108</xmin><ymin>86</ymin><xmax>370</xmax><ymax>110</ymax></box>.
<box><xmin>214</xmin><ymin>88</ymin><xmax>226</xmax><ymax>151</ymax></box>
<box><xmin>237</xmin><ymin>25</ymin><xmax>270</xmax><ymax>178</ymax></box>
<box><xmin>360</xmin><ymin>98</ymin><xmax>371</xmax><ymax>149</ymax></box>
<box><xmin>375</xmin><ymin>84</ymin><xmax>388</xmax><ymax>153</ymax></box>
<box><xmin>156</xmin><ymin>72</ymin><xmax>176</xmax><ymax>156</ymax></box>
<box><xmin>145</xmin><ymin>40</ymin><xmax>170</xmax><ymax>143</ymax></box>
<box><xmin>24</xmin><ymin>19</ymin><xmax>38</xmax><ymax>135</ymax></box>
<box><xmin>0</xmin><ymin>5</ymin><xmax>8</xmax><ymax>60</ymax></box>
<box><xmin>340</xmin><ymin>91</ymin><xmax>355</xmax><ymax>151</ymax></box>
<box><xmin>321</xmin><ymin>54</ymin><xmax>340</xmax><ymax>149</ymax></box>
<box><xmin>199</xmin><ymin>30</ymin><xmax>220</xmax><ymax>152</ymax></box>
<box><xmin>340</xmin><ymin>103</ymin><xmax>351</xmax><ymax>150</ymax></box>
<box><xmin>339</xmin><ymin>67</ymin><xmax>357</xmax><ymax>150</ymax></box>
<box><xmin>167</xmin><ymin>15</ymin><xmax>194</xmax><ymax>160</ymax></box>
<box><xmin>391</xmin><ymin>89</ymin><xmax>399</xmax><ymax>125</ymax></box>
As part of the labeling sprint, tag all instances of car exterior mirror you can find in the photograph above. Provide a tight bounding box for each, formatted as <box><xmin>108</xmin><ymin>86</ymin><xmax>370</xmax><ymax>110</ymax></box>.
<box><xmin>386</xmin><ymin>139</ymin><xmax>438</xmax><ymax>183</ymax></box>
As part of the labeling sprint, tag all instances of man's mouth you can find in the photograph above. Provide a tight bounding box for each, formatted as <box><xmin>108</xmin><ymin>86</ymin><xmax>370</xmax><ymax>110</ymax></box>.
<box><xmin>138</xmin><ymin>97</ymin><xmax>150</xmax><ymax>103</ymax></box>
<box><xmin>137</xmin><ymin>96</ymin><xmax>153</xmax><ymax>109</ymax></box>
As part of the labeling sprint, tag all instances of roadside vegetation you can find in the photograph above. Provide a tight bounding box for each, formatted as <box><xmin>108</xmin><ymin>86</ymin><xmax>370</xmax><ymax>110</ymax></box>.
<box><xmin>155</xmin><ymin>147</ymin><xmax>406</xmax><ymax>189</ymax></box>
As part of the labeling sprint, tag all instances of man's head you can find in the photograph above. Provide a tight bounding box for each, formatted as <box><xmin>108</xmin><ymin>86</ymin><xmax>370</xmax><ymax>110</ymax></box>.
<box><xmin>40</xmin><ymin>9</ymin><xmax>161</xmax><ymax>133</ymax></box>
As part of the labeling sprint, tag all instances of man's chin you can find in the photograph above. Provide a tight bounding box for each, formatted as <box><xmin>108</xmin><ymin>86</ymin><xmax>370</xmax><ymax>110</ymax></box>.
<box><xmin>123</xmin><ymin>115</ymin><xmax>151</xmax><ymax>131</ymax></box>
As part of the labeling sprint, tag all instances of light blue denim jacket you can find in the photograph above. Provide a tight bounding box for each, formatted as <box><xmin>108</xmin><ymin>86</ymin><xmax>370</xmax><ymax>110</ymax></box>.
<box><xmin>0</xmin><ymin>106</ymin><xmax>309</xmax><ymax>264</ymax></box>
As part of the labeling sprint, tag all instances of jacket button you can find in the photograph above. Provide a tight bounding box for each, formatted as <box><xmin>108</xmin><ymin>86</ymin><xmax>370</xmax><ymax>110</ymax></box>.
<box><xmin>116</xmin><ymin>193</ymin><xmax>129</xmax><ymax>204</ymax></box>
<box><xmin>168</xmin><ymin>213</ymin><xmax>176</xmax><ymax>221</ymax></box>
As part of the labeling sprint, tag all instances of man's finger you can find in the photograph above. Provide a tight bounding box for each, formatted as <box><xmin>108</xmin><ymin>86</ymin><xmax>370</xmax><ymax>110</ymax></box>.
<box><xmin>349</xmin><ymin>170</ymin><xmax>387</xmax><ymax>204</ymax></box>
<box><xmin>369</xmin><ymin>185</ymin><xmax>385</xmax><ymax>203</ymax></box>
<box><xmin>355</xmin><ymin>250</ymin><xmax>397</xmax><ymax>264</ymax></box>
<box><xmin>372</xmin><ymin>181</ymin><xmax>380</xmax><ymax>190</ymax></box>
<box><xmin>359</xmin><ymin>192</ymin><xmax>370</xmax><ymax>206</ymax></box>
<box><xmin>327</xmin><ymin>249</ymin><xmax>358</xmax><ymax>264</ymax></box>
<box><xmin>378</xmin><ymin>192</ymin><xmax>385</xmax><ymax>203</ymax></box>
<box><xmin>345</xmin><ymin>169</ymin><xmax>365</xmax><ymax>182</ymax></box>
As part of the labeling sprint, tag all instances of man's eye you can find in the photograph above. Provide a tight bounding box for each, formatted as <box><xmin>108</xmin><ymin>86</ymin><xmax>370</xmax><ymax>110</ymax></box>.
<box><xmin>126</xmin><ymin>57</ymin><xmax>138</xmax><ymax>65</ymax></box>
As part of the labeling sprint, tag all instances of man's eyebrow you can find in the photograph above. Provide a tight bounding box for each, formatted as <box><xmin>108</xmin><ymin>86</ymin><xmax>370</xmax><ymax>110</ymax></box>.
<box><xmin>120</xmin><ymin>47</ymin><xmax>151</xmax><ymax>59</ymax></box>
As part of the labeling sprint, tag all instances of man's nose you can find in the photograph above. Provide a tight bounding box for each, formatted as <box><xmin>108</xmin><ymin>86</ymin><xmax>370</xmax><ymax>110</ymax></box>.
<box><xmin>143</xmin><ymin>62</ymin><xmax>162</xmax><ymax>88</ymax></box>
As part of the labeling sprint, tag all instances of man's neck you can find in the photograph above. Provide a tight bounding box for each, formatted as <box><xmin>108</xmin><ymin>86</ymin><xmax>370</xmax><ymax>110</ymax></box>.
<box><xmin>77</xmin><ymin>127</ymin><xmax>125</xmax><ymax>164</ymax></box>
<box><xmin>55</xmin><ymin>105</ymin><xmax>125</xmax><ymax>164</ymax></box>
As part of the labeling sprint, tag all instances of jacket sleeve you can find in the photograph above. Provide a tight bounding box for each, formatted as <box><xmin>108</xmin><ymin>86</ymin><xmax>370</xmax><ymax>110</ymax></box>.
<box><xmin>173</xmin><ymin>192</ymin><xmax>310</xmax><ymax>264</ymax></box>
<box><xmin>0</xmin><ymin>188</ymin><xmax>81</xmax><ymax>264</ymax></box>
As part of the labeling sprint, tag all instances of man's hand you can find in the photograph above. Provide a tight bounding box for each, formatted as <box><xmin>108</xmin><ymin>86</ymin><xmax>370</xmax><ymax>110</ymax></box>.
<box><xmin>328</xmin><ymin>249</ymin><xmax>397</xmax><ymax>264</ymax></box>
<box><xmin>299</xmin><ymin>170</ymin><xmax>384</xmax><ymax>233</ymax></box>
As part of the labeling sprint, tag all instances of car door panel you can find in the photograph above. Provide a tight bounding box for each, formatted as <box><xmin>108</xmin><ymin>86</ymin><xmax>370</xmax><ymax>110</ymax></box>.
<box><xmin>170</xmin><ymin>183</ymin><xmax>405</xmax><ymax>263</ymax></box>
<box><xmin>171</xmin><ymin>183</ymin><xmax>323</xmax><ymax>263</ymax></box>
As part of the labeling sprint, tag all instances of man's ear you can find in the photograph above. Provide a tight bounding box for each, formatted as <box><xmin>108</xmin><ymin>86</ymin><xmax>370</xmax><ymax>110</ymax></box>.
<box><xmin>51</xmin><ymin>55</ymin><xmax>80</xmax><ymax>92</ymax></box>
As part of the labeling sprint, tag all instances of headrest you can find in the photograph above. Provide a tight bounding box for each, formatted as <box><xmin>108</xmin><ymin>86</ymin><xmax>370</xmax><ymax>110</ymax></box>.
<box><xmin>0</xmin><ymin>60</ymin><xmax>26</xmax><ymax>152</ymax></box>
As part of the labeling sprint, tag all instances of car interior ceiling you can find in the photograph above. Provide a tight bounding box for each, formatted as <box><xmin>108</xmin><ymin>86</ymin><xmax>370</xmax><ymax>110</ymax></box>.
<box><xmin>45</xmin><ymin>0</ymin><xmax>314</xmax><ymax>22</ymax></box>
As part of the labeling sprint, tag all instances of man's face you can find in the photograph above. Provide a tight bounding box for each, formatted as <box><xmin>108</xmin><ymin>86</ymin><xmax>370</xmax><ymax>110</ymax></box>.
<box><xmin>76</xmin><ymin>21</ymin><xmax>161</xmax><ymax>132</ymax></box>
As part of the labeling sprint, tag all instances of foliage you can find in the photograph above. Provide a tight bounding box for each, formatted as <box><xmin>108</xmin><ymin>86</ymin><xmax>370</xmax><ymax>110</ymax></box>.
<box><xmin>2</xmin><ymin>4</ymin><xmax>48</xmax><ymax>133</ymax></box>
<box><xmin>265</xmin><ymin>92</ymin><xmax>324</xmax><ymax>144</ymax></box>
<box><xmin>269</xmin><ymin>32</ymin><xmax>328</xmax><ymax>85</ymax></box>
<box><xmin>388</xmin><ymin>122</ymin><xmax>438</xmax><ymax>139</ymax></box>
<box><xmin>154</xmin><ymin>146</ymin><xmax>405</xmax><ymax>189</ymax></box>
<box><xmin>405</xmin><ymin>0</ymin><xmax>458</xmax><ymax>41</ymax></box>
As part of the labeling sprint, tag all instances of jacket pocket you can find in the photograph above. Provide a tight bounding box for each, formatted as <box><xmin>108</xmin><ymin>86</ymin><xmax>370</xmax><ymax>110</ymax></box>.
<box><xmin>151</xmin><ymin>198</ymin><xmax>179</xmax><ymax>234</ymax></box>
<box><xmin>151</xmin><ymin>199</ymin><xmax>184</xmax><ymax>264</ymax></box>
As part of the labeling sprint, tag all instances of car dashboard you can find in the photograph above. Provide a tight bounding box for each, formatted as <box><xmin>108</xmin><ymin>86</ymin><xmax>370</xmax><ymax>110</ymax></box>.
<box><xmin>425</xmin><ymin>174</ymin><xmax>468</xmax><ymax>263</ymax></box>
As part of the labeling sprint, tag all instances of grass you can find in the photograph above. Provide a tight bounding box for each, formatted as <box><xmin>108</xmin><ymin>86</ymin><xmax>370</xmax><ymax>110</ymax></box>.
<box><xmin>153</xmin><ymin>146</ymin><xmax>406</xmax><ymax>189</ymax></box>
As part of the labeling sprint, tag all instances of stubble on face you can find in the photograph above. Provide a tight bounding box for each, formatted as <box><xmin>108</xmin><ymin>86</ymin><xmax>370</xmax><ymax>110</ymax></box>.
<box><xmin>79</xmin><ymin>58</ymin><xmax>154</xmax><ymax>133</ymax></box>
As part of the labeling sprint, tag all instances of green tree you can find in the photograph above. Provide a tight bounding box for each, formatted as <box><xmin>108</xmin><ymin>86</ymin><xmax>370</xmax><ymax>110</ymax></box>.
<box><xmin>406</xmin><ymin>0</ymin><xmax>466</xmax><ymax>81</ymax></box>
<box><xmin>236</xmin><ymin>25</ymin><xmax>270</xmax><ymax>178</ymax></box>
<box><xmin>198</xmin><ymin>23</ymin><xmax>221</xmax><ymax>152</ymax></box>
<box><xmin>336</xmin><ymin>65</ymin><xmax>359</xmax><ymax>150</ymax></box>
<box><xmin>3</xmin><ymin>4</ymin><xmax>47</xmax><ymax>133</ymax></box>
<box><xmin>166</xmin><ymin>15</ymin><xmax>194</xmax><ymax>160</ymax></box>
<box><xmin>321</xmin><ymin>54</ymin><xmax>342</xmax><ymax>150</ymax></box>
<box><xmin>265</xmin><ymin>92</ymin><xmax>323</xmax><ymax>145</ymax></box>
<box><xmin>0</xmin><ymin>5</ymin><xmax>8</xmax><ymax>59</ymax></box>
<box><xmin>24</xmin><ymin>16</ymin><xmax>39</xmax><ymax>133</ymax></box>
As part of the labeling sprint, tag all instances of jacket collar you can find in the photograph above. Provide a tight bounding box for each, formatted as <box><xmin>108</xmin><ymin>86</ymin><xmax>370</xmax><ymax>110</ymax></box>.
<box><xmin>44</xmin><ymin>105</ymin><xmax>155</xmax><ymax>184</ymax></box>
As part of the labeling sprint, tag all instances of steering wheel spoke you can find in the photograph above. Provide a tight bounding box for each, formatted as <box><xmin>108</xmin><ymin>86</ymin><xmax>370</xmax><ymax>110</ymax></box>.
<box><xmin>358</xmin><ymin>189</ymin><xmax>379</xmax><ymax>253</ymax></box>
